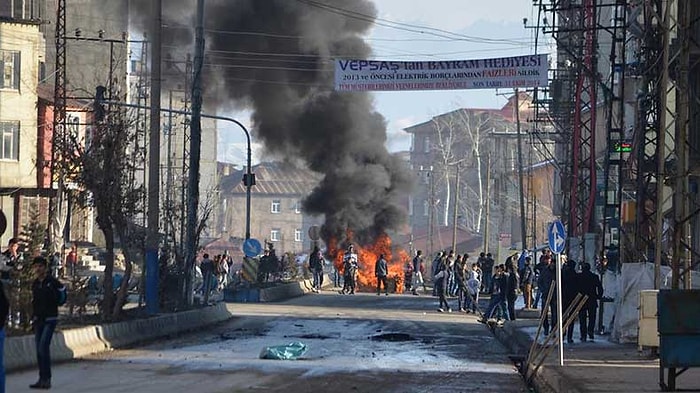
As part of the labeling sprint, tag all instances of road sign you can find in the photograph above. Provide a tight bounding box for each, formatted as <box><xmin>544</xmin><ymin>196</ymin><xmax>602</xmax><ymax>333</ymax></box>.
<box><xmin>243</xmin><ymin>238</ymin><xmax>263</xmax><ymax>258</ymax></box>
<box><xmin>308</xmin><ymin>225</ymin><xmax>320</xmax><ymax>241</ymax></box>
<box><xmin>548</xmin><ymin>220</ymin><xmax>566</xmax><ymax>254</ymax></box>
<box><xmin>241</xmin><ymin>257</ymin><xmax>258</xmax><ymax>283</ymax></box>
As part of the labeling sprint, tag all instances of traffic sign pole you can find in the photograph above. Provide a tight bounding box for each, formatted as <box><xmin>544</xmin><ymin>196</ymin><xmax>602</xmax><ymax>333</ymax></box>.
<box><xmin>556</xmin><ymin>252</ymin><xmax>564</xmax><ymax>366</ymax></box>
<box><xmin>548</xmin><ymin>220</ymin><xmax>566</xmax><ymax>367</ymax></box>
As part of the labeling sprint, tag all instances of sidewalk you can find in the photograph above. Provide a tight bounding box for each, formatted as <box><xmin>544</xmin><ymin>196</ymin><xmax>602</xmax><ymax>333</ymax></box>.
<box><xmin>492</xmin><ymin>315</ymin><xmax>700</xmax><ymax>393</ymax></box>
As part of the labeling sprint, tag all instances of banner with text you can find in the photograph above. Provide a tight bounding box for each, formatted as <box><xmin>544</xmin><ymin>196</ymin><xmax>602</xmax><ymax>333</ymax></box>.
<box><xmin>334</xmin><ymin>54</ymin><xmax>548</xmax><ymax>92</ymax></box>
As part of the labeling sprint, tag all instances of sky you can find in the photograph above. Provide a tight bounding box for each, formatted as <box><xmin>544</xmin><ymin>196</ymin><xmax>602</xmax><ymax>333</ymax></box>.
<box><xmin>219</xmin><ymin>0</ymin><xmax>546</xmax><ymax>165</ymax></box>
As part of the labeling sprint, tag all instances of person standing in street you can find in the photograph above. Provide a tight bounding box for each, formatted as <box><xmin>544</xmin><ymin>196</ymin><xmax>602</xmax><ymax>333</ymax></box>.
<box><xmin>504</xmin><ymin>258</ymin><xmax>520</xmax><ymax>321</ymax></box>
<box><xmin>562</xmin><ymin>260</ymin><xmax>579</xmax><ymax>343</ymax></box>
<box><xmin>520</xmin><ymin>256</ymin><xmax>535</xmax><ymax>309</ymax></box>
<box><xmin>200</xmin><ymin>254</ymin><xmax>215</xmax><ymax>304</ymax></box>
<box><xmin>481</xmin><ymin>252</ymin><xmax>494</xmax><ymax>294</ymax></box>
<box><xmin>374</xmin><ymin>254</ymin><xmax>389</xmax><ymax>296</ymax></box>
<box><xmin>30</xmin><ymin>256</ymin><xmax>65</xmax><ymax>390</ymax></box>
<box><xmin>434</xmin><ymin>261</ymin><xmax>452</xmax><ymax>313</ymax></box>
<box><xmin>341</xmin><ymin>245</ymin><xmax>359</xmax><ymax>295</ymax></box>
<box><xmin>309</xmin><ymin>246</ymin><xmax>324</xmax><ymax>293</ymax></box>
<box><xmin>577</xmin><ymin>262</ymin><xmax>603</xmax><ymax>342</ymax></box>
<box><xmin>411</xmin><ymin>250</ymin><xmax>426</xmax><ymax>295</ymax></box>
<box><xmin>0</xmin><ymin>277</ymin><xmax>8</xmax><ymax>393</ymax></box>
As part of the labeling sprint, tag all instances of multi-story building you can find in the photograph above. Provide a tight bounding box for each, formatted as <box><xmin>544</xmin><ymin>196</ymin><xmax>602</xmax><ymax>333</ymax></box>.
<box><xmin>220</xmin><ymin>162</ymin><xmax>323</xmax><ymax>254</ymax></box>
<box><xmin>403</xmin><ymin>94</ymin><xmax>555</xmax><ymax>255</ymax></box>
<box><xmin>0</xmin><ymin>13</ymin><xmax>46</xmax><ymax>245</ymax></box>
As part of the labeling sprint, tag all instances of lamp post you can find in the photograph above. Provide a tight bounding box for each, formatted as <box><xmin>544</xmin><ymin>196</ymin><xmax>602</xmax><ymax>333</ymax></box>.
<box><xmin>98</xmin><ymin>99</ymin><xmax>254</xmax><ymax>239</ymax></box>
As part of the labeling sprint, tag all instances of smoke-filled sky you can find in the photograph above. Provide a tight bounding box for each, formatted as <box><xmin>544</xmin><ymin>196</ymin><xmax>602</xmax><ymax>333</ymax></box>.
<box><xmin>132</xmin><ymin>0</ymin><xmax>413</xmax><ymax>244</ymax></box>
<box><xmin>130</xmin><ymin>0</ymin><xmax>538</xmax><ymax>244</ymax></box>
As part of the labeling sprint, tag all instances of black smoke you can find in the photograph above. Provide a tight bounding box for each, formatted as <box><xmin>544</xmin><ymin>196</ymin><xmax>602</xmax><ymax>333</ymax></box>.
<box><xmin>133</xmin><ymin>0</ymin><xmax>412</xmax><ymax>245</ymax></box>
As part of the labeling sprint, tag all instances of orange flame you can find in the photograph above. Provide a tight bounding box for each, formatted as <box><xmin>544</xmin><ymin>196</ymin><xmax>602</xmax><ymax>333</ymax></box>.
<box><xmin>329</xmin><ymin>233</ymin><xmax>409</xmax><ymax>293</ymax></box>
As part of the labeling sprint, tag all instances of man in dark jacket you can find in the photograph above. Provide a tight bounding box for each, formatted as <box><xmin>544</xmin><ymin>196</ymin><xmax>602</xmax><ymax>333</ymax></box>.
<box><xmin>504</xmin><ymin>259</ymin><xmax>519</xmax><ymax>321</ymax></box>
<box><xmin>578</xmin><ymin>262</ymin><xmax>603</xmax><ymax>341</ymax></box>
<box><xmin>0</xmin><ymin>278</ymin><xmax>8</xmax><ymax>393</ymax></box>
<box><xmin>375</xmin><ymin>254</ymin><xmax>389</xmax><ymax>296</ymax></box>
<box><xmin>309</xmin><ymin>246</ymin><xmax>324</xmax><ymax>293</ymax></box>
<box><xmin>30</xmin><ymin>256</ymin><xmax>65</xmax><ymax>389</ymax></box>
<box><xmin>561</xmin><ymin>260</ymin><xmax>579</xmax><ymax>344</ymax></box>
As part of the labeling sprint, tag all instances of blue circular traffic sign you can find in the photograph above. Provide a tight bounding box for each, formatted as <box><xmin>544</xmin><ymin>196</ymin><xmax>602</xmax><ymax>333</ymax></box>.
<box><xmin>548</xmin><ymin>220</ymin><xmax>567</xmax><ymax>254</ymax></box>
<box><xmin>242</xmin><ymin>238</ymin><xmax>263</xmax><ymax>257</ymax></box>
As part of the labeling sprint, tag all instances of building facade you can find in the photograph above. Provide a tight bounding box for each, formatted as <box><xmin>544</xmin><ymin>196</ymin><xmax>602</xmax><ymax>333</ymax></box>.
<box><xmin>0</xmin><ymin>16</ymin><xmax>46</xmax><ymax>246</ymax></box>
<box><xmin>403</xmin><ymin>94</ymin><xmax>555</xmax><ymax>255</ymax></box>
<box><xmin>220</xmin><ymin>162</ymin><xmax>323</xmax><ymax>254</ymax></box>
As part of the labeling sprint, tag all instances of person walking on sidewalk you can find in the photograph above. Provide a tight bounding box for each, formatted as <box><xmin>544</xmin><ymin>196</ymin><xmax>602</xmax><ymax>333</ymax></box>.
<box><xmin>375</xmin><ymin>254</ymin><xmax>389</xmax><ymax>296</ymax></box>
<box><xmin>29</xmin><ymin>256</ymin><xmax>66</xmax><ymax>390</ymax></box>
<box><xmin>0</xmin><ymin>278</ymin><xmax>8</xmax><ymax>393</ymax></box>
<box><xmin>577</xmin><ymin>262</ymin><xmax>603</xmax><ymax>342</ymax></box>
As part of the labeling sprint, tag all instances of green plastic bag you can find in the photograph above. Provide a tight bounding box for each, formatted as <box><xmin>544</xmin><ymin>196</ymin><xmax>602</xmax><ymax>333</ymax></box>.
<box><xmin>259</xmin><ymin>341</ymin><xmax>308</xmax><ymax>360</ymax></box>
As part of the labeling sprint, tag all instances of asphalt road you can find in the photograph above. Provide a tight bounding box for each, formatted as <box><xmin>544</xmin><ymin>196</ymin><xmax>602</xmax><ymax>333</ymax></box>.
<box><xmin>8</xmin><ymin>290</ymin><xmax>529</xmax><ymax>393</ymax></box>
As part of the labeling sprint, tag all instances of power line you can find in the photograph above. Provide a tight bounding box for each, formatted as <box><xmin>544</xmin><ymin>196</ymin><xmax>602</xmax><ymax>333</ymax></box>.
<box><xmin>294</xmin><ymin>0</ymin><xmax>526</xmax><ymax>45</ymax></box>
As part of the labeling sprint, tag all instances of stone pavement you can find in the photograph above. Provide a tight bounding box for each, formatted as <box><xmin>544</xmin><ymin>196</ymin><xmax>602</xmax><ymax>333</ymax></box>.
<box><xmin>492</xmin><ymin>315</ymin><xmax>700</xmax><ymax>393</ymax></box>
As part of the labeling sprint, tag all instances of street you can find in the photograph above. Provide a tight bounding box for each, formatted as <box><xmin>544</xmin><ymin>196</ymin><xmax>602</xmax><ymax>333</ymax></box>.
<box><xmin>8</xmin><ymin>291</ymin><xmax>528</xmax><ymax>392</ymax></box>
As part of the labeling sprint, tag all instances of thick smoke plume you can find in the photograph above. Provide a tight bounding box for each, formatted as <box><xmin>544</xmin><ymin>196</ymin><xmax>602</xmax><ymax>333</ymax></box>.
<box><xmin>133</xmin><ymin>0</ymin><xmax>412</xmax><ymax>245</ymax></box>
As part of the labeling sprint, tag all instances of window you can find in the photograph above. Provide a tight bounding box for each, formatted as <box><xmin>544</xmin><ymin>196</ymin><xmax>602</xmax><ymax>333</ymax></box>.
<box><xmin>0</xmin><ymin>50</ymin><xmax>20</xmax><ymax>90</ymax></box>
<box><xmin>423</xmin><ymin>200</ymin><xmax>429</xmax><ymax>216</ymax></box>
<box><xmin>0</xmin><ymin>121</ymin><xmax>19</xmax><ymax>160</ymax></box>
<box><xmin>270</xmin><ymin>229</ymin><xmax>280</xmax><ymax>242</ymax></box>
<box><xmin>423</xmin><ymin>136</ymin><xmax>431</xmax><ymax>153</ymax></box>
<box><xmin>271</xmin><ymin>199</ymin><xmax>281</xmax><ymax>213</ymax></box>
<box><xmin>408</xmin><ymin>195</ymin><xmax>413</xmax><ymax>216</ymax></box>
<box><xmin>410</xmin><ymin>134</ymin><xmax>415</xmax><ymax>152</ymax></box>
<box><xmin>294</xmin><ymin>200</ymin><xmax>301</xmax><ymax>214</ymax></box>
<box><xmin>294</xmin><ymin>228</ymin><xmax>302</xmax><ymax>242</ymax></box>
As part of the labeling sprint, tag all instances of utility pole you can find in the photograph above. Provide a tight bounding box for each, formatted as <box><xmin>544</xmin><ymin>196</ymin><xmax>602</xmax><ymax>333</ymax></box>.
<box><xmin>146</xmin><ymin>0</ymin><xmax>162</xmax><ymax>315</ymax></box>
<box><xmin>483</xmin><ymin>153</ymin><xmax>492</xmax><ymax>254</ymax></box>
<box><xmin>428</xmin><ymin>167</ymin><xmax>435</xmax><ymax>257</ymax></box>
<box><xmin>184</xmin><ymin>0</ymin><xmax>206</xmax><ymax>306</ymax></box>
<box><xmin>48</xmin><ymin>0</ymin><xmax>67</xmax><ymax>253</ymax></box>
<box><xmin>451</xmin><ymin>163</ymin><xmax>460</xmax><ymax>253</ymax></box>
<box><xmin>515</xmin><ymin>90</ymin><xmax>528</xmax><ymax>251</ymax></box>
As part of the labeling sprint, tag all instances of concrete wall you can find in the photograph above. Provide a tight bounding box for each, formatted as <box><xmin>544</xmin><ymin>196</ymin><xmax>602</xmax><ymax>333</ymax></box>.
<box><xmin>5</xmin><ymin>278</ymin><xmax>329</xmax><ymax>372</ymax></box>
<box><xmin>5</xmin><ymin>302</ymin><xmax>234</xmax><ymax>372</ymax></box>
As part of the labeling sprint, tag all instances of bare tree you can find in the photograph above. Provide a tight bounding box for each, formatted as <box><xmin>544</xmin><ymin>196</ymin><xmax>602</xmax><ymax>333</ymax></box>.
<box><xmin>60</xmin><ymin>101</ymin><xmax>144</xmax><ymax>320</ymax></box>
<box><xmin>430</xmin><ymin>109</ymin><xmax>495</xmax><ymax>232</ymax></box>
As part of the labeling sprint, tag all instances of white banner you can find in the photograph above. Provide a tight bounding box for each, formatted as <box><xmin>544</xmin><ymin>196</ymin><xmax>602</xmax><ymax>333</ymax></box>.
<box><xmin>334</xmin><ymin>54</ymin><xmax>548</xmax><ymax>92</ymax></box>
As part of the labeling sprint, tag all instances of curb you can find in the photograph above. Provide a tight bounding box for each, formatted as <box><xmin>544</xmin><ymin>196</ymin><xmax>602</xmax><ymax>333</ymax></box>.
<box><xmin>6</xmin><ymin>278</ymin><xmax>325</xmax><ymax>373</ymax></box>
<box><xmin>490</xmin><ymin>320</ymin><xmax>582</xmax><ymax>393</ymax></box>
<box><xmin>6</xmin><ymin>303</ymin><xmax>234</xmax><ymax>372</ymax></box>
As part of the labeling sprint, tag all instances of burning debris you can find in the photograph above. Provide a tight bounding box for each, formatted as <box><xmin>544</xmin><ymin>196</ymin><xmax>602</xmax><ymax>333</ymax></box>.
<box><xmin>132</xmin><ymin>1</ymin><xmax>412</xmax><ymax>250</ymax></box>
<box><xmin>330</xmin><ymin>233</ymin><xmax>409</xmax><ymax>293</ymax></box>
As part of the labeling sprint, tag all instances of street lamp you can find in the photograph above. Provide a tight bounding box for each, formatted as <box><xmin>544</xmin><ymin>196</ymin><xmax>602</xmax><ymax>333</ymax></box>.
<box><xmin>96</xmin><ymin>98</ymin><xmax>255</xmax><ymax>240</ymax></box>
